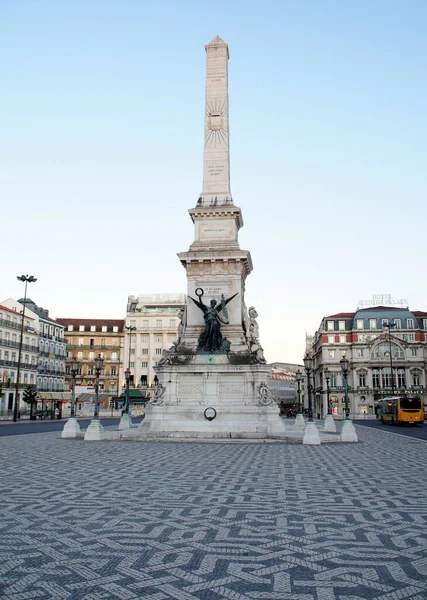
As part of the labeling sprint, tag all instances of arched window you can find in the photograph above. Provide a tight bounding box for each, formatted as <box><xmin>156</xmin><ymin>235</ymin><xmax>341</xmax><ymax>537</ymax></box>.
<box><xmin>371</xmin><ymin>342</ymin><xmax>404</xmax><ymax>360</ymax></box>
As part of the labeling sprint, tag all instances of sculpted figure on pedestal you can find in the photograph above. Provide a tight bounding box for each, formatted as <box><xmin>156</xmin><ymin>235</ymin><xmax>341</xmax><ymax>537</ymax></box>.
<box><xmin>176</xmin><ymin>306</ymin><xmax>186</xmax><ymax>346</ymax></box>
<box><xmin>189</xmin><ymin>288</ymin><xmax>238</xmax><ymax>352</ymax></box>
<box><xmin>150</xmin><ymin>383</ymin><xmax>166</xmax><ymax>405</ymax></box>
<box><xmin>248</xmin><ymin>306</ymin><xmax>266</xmax><ymax>363</ymax></box>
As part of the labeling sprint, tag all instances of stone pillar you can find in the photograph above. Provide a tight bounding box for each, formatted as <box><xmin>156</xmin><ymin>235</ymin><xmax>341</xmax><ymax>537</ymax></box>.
<box><xmin>200</xmin><ymin>36</ymin><xmax>231</xmax><ymax>207</ymax></box>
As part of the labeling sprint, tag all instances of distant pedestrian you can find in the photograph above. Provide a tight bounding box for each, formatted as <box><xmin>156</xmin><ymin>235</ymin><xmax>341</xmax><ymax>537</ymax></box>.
<box><xmin>54</xmin><ymin>407</ymin><xmax>60</xmax><ymax>420</ymax></box>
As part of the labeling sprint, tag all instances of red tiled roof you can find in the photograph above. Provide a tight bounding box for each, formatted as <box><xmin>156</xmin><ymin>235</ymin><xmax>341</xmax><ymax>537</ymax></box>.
<box><xmin>325</xmin><ymin>313</ymin><xmax>355</xmax><ymax>319</ymax></box>
<box><xmin>413</xmin><ymin>311</ymin><xmax>427</xmax><ymax>317</ymax></box>
<box><xmin>0</xmin><ymin>304</ymin><xmax>35</xmax><ymax>320</ymax></box>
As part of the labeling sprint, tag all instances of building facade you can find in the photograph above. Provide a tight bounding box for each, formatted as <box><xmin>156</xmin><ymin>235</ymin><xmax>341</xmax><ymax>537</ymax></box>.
<box><xmin>308</xmin><ymin>306</ymin><xmax>427</xmax><ymax>418</ymax></box>
<box><xmin>17</xmin><ymin>299</ymin><xmax>67</xmax><ymax>394</ymax></box>
<box><xmin>0</xmin><ymin>301</ymin><xmax>39</xmax><ymax>414</ymax></box>
<box><xmin>268</xmin><ymin>362</ymin><xmax>305</xmax><ymax>414</ymax></box>
<box><xmin>57</xmin><ymin>318</ymin><xmax>125</xmax><ymax>404</ymax></box>
<box><xmin>124</xmin><ymin>294</ymin><xmax>186</xmax><ymax>391</ymax></box>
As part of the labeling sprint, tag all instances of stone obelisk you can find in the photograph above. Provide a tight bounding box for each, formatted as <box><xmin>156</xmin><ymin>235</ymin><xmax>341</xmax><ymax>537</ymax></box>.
<box><xmin>200</xmin><ymin>35</ymin><xmax>232</xmax><ymax>207</ymax></box>
<box><xmin>136</xmin><ymin>37</ymin><xmax>286</xmax><ymax>439</ymax></box>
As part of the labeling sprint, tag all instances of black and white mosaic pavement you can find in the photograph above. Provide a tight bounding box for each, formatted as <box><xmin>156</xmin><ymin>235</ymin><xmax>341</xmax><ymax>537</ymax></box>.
<box><xmin>1</xmin><ymin>426</ymin><xmax>427</xmax><ymax>599</ymax></box>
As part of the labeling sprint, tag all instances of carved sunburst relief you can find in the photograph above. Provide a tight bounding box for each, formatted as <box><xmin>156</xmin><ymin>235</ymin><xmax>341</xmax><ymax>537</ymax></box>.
<box><xmin>205</xmin><ymin>100</ymin><xmax>228</xmax><ymax>148</ymax></box>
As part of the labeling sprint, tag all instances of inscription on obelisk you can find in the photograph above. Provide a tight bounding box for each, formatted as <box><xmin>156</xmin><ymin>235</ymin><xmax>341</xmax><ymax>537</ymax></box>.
<box><xmin>200</xmin><ymin>35</ymin><xmax>232</xmax><ymax>206</ymax></box>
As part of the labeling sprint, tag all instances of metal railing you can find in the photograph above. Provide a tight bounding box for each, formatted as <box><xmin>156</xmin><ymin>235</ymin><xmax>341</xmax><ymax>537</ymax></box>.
<box><xmin>0</xmin><ymin>318</ymin><xmax>35</xmax><ymax>333</ymax></box>
<box><xmin>0</xmin><ymin>338</ymin><xmax>38</xmax><ymax>352</ymax></box>
<box><xmin>0</xmin><ymin>358</ymin><xmax>36</xmax><ymax>370</ymax></box>
<box><xmin>37</xmin><ymin>368</ymin><xmax>65</xmax><ymax>376</ymax></box>
<box><xmin>66</xmin><ymin>345</ymin><xmax>121</xmax><ymax>350</ymax></box>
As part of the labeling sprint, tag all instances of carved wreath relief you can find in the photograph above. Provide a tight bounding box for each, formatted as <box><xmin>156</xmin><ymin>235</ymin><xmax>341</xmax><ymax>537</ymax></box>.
<box><xmin>257</xmin><ymin>382</ymin><xmax>274</xmax><ymax>406</ymax></box>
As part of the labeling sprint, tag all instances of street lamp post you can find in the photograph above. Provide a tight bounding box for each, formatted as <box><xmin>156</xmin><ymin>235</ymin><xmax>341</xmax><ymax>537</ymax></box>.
<box><xmin>340</xmin><ymin>357</ymin><xmax>350</xmax><ymax>419</ymax></box>
<box><xmin>325</xmin><ymin>368</ymin><xmax>331</xmax><ymax>413</ymax></box>
<box><xmin>323</xmin><ymin>367</ymin><xmax>336</xmax><ymax>432</ymax></box>
<box><xmin>61</xmin><ymin>357</ymin><xmax>81</xmax><ymax>438</ymax></box>
<box><xmin>119</xmin><ymin>326</ymin><xmax>136</xmax><ymax>430</ymax></box>
<box><xmin>294</xmin><ymin>370</ymin><xmax>305</xmax><ymax>428</ymax></box>
<box><xmin>296</xmin><ymin>370</ymin><xmax>302</xmax><ymax>412</ymax></box>
<box><xmin>383</xmin><ymin>321</ymin><xmax>397</xmax><ymax>395</ymax></box>
<box><xmin>84</xmin><ymin>354</ymin><xmax>105</xmax><ymax>441</ymax></box>
<box><xmin>339</xmin><ymin>355</ymin><xmax>358</xmax><ymax>442</ymax></box>
<box><xmin>94</xmin><ymin>354</ymin><xmax>104</xmax><ymax>419</ymax></box>
<box><xmin>13</xmin><ymin>275</ymin><xmax>37</xmax><ymax>422</ymax></box>
<box><xmin>302</xmin><ymin>355</ymin><xmax>320</xmax><ymax>444</ymax></box>
<box><xmin>303</xmin><ymin>355</ymin><xmax>313</xmax><ymax>422</ymax></box>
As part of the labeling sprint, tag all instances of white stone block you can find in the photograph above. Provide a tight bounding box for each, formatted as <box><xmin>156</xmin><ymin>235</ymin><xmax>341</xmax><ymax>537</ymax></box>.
<box><xmin>324</xmin><ymin>414</ymin><xmax>337</xmax><ymax>433</ymax></box>
<box><xmin>61</xmin><ymin>417</ymin><xmax>81</xmax><ymax>438</ymax></box>
<box><xmin>303</xmin><ymin>421</ymin><xmax>321</xmax><ymax>445</ymax></box>
<box><xmin>340</xmin><ymin>420</ymin><xmax>358</xmax><ymax>442</ymax></box>
<box><xmin>84</xmin><ymin>419</ymin><xmax>105</xmax><ymax>441</ymax></box>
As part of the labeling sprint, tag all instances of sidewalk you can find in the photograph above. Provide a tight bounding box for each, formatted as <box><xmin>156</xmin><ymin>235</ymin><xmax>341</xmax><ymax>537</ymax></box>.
<box><xmin>1</xmin><ymin>424</ymin><xmax>426</xmax><ymax>599</ymax></box>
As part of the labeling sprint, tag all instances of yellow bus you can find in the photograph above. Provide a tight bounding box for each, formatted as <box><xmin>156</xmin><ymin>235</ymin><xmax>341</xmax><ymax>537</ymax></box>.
<box><xmin>379</xmin><ymin>396</ymin><xmax>424</xmax><ymax>426</ymax></box>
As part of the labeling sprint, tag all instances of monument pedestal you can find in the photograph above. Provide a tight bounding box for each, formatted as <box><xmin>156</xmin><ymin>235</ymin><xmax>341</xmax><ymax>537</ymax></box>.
<box><xmin>138</xmin><ymin>355</ymin><xmax>286</xmax><ymax>439</ymax></box>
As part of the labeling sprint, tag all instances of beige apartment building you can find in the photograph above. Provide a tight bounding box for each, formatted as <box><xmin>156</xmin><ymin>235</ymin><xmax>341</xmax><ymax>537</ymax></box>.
<box><xmin>57</xmin><ymin>318</ymin><xmax>125</xmax><ymax>404</ymax></box>
<box><xmin>123</xmin><ymin>294</ymin><xmax>186</xmax><ymax>391</ymax></box>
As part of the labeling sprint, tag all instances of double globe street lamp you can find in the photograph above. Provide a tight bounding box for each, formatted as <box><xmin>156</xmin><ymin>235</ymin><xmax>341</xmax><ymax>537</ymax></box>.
<box><xmin>84</xmin><ymin>354</ymin><xmax>105</xmax><ymax>441</ymax></box>
<box><xmin>302</xmin><ymin>354</ymin><xmax>320</xmax><ymax>444</ymax></box>
<box><xmin>383</xmin><ymin>321</ymin><xmax>397</xmax><ymax>395</ymax></box>
<box><xmin>323</xmin><ymin>366</ymin><xmax>336</xmax><ymax>432</ymax></box>
<box><xmin>61</xmin><ymin>357</ymin><xmax>81</xmax><ymax>438</ymax></box>
<box><xmin>339</xmin><ymin>355</ymin><xmax>358</xmax><ymax>442</ymax></box>
<box><xmin>294</xmin><ymin>369</ymin><xmax>305</xmax><ymax>429</ymax></box>
<box><xmin>119</xmin><ymin>325</ymin><xmax>136</xmax><ymax>430</ymax></box>
<box><xmin>13</xmin><ymin>274</ymin><xmax>37</xmax><ymax>422</ymax></box>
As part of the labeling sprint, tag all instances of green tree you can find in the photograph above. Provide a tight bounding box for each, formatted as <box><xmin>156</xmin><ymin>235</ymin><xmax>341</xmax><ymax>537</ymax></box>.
<box><xmin>23</xmin><ymin>385</ymin><xmax>38</xmax><ymax>420</ymax></box>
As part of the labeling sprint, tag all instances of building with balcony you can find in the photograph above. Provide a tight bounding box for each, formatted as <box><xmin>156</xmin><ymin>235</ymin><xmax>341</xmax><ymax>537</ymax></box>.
<box><xmin>307</xmin><ymin>306</ymin><xmax>427</xmax><ymax>418</ymax></box>
<box><xmin>57</xmin><ymin>318</ymin><xmax>125</xmax><ymax>404</ymax></box>
<box><xmin>124</xmin><ymin>293</ymin><xmax>186</xmax><ymax>391</ymax></box>
<box><xmin>0</xmin><ymin>300</ymin><xmax>39</xmax><ymax>414</ymax></box>
<box><xmin>15</xmin><ymin>298</ymin><xmax>67</xmax><ymax>395</ymax></box>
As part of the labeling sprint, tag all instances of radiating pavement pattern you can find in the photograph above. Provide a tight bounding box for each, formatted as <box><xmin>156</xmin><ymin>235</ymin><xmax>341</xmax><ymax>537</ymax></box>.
<box><xmin>1</xmin><ymin>426</ymin><xmax>427</xmax><ymax>599</ymax></box>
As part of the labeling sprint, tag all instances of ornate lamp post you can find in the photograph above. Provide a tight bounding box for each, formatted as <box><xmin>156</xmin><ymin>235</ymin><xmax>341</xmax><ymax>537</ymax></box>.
<box><xmin>119</xmin><ymin>326</ymin><xmax>136</xmax><ymax>430</ymax></box>
<box><xmin>339</xmin><ymin>355</ymin><xmax>358</xmax><ymax>442</ymax></box>
<box><xmin>94</xmin><ymin>354</ymin><xmax>104</xmax><ymax>419</ymax></box>
<box><xmin>323</xmin><ymin>367</ymin><xmax>336</xmax><ymax>432</ymax></box>
<box><xmin>84</xmin><ymin>354</ymin><xmax>105</xmax><ymax>441</ymax></box>
<box><xmin>340</xmin><ymin>356</ymin><xmax>350</xmax><ymax>419</ymax></box>
<box><xmin>294</xmin><ymin>370</ymin><xmax>305</xmax><ymax>428</ymax></box>
<box><xmin>303</xmin><ymin>355</ymin><xmax>313</xmax><ymax>421</ymax></box>
<box><xmin>296</xmin><ymin>370</ymin><xmax>302</xmax><ymax>412</ymax></box>
<box><xmin>302</xmin><ymin>354</ymin><xmax>320</xmax><ymax>444</ymax></box>
<box><xmin>324</xmin><ymin>368</ymin><xmax>331</xmax><ymax>413</ymax></box>
<box><xmin>124</xmin><ymin>368</ymin><xmax>131</xmax><ymax>412</ymax></box>
<box><xmin>61</xmin><ymin>357</ymin><xmax>81</xmax><ymax>438</ymax></box>
<box><xmin>383</xmin><ymin>321</ymin><xmax>396</xmax><ymax>395</ymax></box>
<box><xmin>13</xmin><ymin>274</ymin><xmax>37</xmax><ymax>422</ymax></box>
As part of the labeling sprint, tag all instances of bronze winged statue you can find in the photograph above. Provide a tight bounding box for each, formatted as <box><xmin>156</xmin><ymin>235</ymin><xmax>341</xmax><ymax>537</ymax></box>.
<box><xmin>189</xmin><ymin>288</ymin><xmax>238</xmax><ymax>352</ymax></box>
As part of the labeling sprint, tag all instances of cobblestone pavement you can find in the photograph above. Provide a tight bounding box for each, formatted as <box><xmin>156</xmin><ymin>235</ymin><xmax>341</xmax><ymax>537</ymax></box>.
<box><xmin>1</xmin><ymin>426</ymin><xmax>427</xmax><ymax>600</ymax></box>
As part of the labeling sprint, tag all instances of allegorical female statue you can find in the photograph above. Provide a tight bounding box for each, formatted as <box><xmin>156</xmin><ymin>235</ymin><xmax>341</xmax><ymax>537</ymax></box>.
<box><xmin>189</xmin><ymin>288</ymin><xmax>237</xmax><ymax>352</ymax></box>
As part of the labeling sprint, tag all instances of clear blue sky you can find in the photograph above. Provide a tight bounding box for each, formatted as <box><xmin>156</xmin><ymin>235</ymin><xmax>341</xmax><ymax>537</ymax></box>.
<box><xmin>2</xmin><ymin>0</ymin><xmax>426</xmax><ymax>363</ymax></box>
